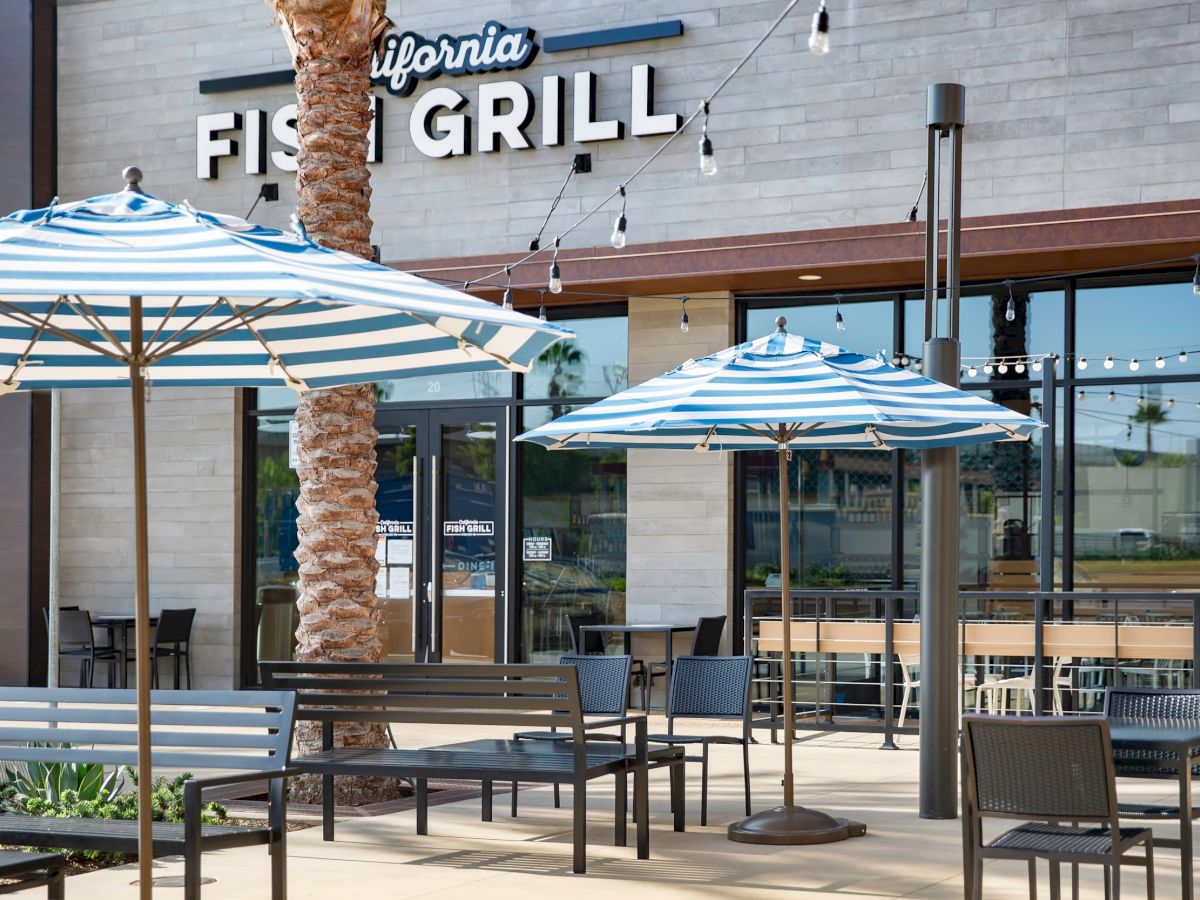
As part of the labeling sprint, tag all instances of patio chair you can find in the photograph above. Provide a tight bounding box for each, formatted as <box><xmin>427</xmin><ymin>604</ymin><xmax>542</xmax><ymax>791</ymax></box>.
<box><xmin>1104</xmin><ymin>687</ymin><xmax>1200</xmax><ymax>850</ymax></box>
<box><xmin>976</xmin><ymin>656</ymin><xmax>1073</xmax><ymax>715</ymax></box>
<box><xmin>649</xmin><ymin>654</ymin><xmax>752</xmax><ymax>826</ymax></box>
<box><xmin>566</xmin><ymin>611</ymin><xmax>648</xmax><ymax>707</ymax></box>
<box><xmin>510</xmin><ymin>653</ymin><xmax>632</xmax><ymax>815</ymax></box>
<box><xmin>124</xmin><ymin>607</ymin><xmax>196</xmax><ymax>689</ymax></box>
<box><xmin>50</xmin><ymin>609</ymin><xmax>121</xmax><ymax>688</ymax></box>
<box><xmin>962</xmin><ymin>715</ymin><xmax>1154</xmax><ymax>899</ymax></box>
<box><xmin>897</xmin><ymin>654</ymin><xmax>976</xmax><ymax>728</ymax></box>
<box><xmin>640</xmin><ymin>614</ymin><xmax>727</xmax><ymax>711</ymax></box>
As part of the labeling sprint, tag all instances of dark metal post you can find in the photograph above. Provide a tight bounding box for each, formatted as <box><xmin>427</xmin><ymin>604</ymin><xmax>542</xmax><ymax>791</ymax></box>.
<box><xmin>1036</xmin><ymin>357</ymin><xmax>1057</xmax><ymax>712</ymax></box>
<box><xmin>920</xmin><ymin>83</ymin><xmax>965</xmax><ymax>821</ymax></box>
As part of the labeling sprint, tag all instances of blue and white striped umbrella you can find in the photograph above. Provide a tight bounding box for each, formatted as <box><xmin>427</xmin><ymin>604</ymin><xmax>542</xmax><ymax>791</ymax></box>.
<box><xmin>0</xmin><ymin>184</ymin><xmax>572</xmax><ymax>392</ymax></box>
<box><xmin>517</xmin><ymin>326</ymin><xmax>1044</xmax><ymax>450</ymax></box>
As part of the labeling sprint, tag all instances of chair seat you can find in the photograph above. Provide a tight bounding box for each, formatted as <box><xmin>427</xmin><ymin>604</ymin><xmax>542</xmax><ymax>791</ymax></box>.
<box><xmin>1119</xmin><ymin>801</ymin><xmax>1200</xmax><ymax>820</ymax></box>
<box><xmin>989</xmin><ymin>823</ymin><xmax>1149</xmax><ymax>857</ymax></box>
<box><xmin>514</xmin><ymin>730</ymin><xmax>621</xmax><ymax>743</ymax></box>
<box><xmin>648</xmin><ymin>733</ymin><xmax>743</xmax><ymax>746</ymax></box>
<box><xmin>58</xmin><ymin>646</ymin><xmax>119</xmax><ymax>659</ymax></box>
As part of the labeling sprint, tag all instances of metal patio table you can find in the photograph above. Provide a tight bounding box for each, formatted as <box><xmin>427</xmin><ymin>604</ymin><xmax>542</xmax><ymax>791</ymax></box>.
<box><xmin>579</xmin><ymin>623</ymin><xmax>697</xmax><ymax>708</ymax></box>
<box><xmin>1109</xmin><ymin>716</ymin><xmax>1200</xmax><ymax>899</ymax></box>
<box><xmin>94</xmin><ymin>613</ymin><xmax>158</xmax><ymax>689</ymax></box>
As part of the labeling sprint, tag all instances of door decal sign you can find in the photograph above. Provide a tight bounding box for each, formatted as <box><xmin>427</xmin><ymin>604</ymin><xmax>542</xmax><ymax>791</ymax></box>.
<box><xmin>444</xmin><ymin>519</ymin><xmax>495</xmax><ymax>536</ymax></box>
<box><xmin>523</xmin><ymin>537</ymin><xmax>552</xmax><ymax>561</ymax></box>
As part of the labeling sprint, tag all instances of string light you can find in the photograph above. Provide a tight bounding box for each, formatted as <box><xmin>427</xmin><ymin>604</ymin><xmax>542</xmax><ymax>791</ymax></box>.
<box><xmin>998</xmin><ymin>361</ymin><xmax>1009</xmax><ymax>374</ymax></box>
<box><xmin>1137</xmin><ymin>394</ymin><xmax>1145</xmax><ymax>408</ymax></box>
<box><xmin>548</xmin><ymin>238</ymin><xmax>562</xmax><ymax>294</ymax></box>
<box><xmin>834</xmin><ymin>293</ymin><xmax>845</xmax><ymax>333</ymax></box>
<box><xmin>968</xmin><ymin>364</ymin><xmax>978</xmax><ymax>377</ymax></box>
<box><xmin>1129</xmin><ymin>357</ymin><xmax>1140</xmax><ymax>371</ymax></box>
<box><xmin>699</xmin><ymin>102</ymin><xmax>717</xmax><ymax>177</ymax></box>
<box><xmin>1180</xmin><ymin>350</ymin><xmax>1189</xmax><ymax>364</ymax></box>
<box><xmin>611</xmin><ymin>186</ymin><xmax>627</xmax><ymax>249</ymax></box>
<box><xmin>1004</xmin><ymin>280</ymin><xmax>1016</xmax><ymax>323</ymax></box>
<box><xmin>502</xmin><ymin>267</ymin><xmax>513</xmax><ymax>310</ymax></box>
<box><xmin>1015</xmin><ymin>361</ymin><xmax>1026</xmax><ymax>374</ymax></box>
<box><xmin>808</xmin><ymin>1</ymin><xmax>830</xmax><ymax>55</ymax></box>
<box><xmin>915</xmin><ymin>360</ymin><xmax>923</xmax><ymax>372</ymax></box>
<box><xmin>538</xmin><ymin>289</ymin><xmax>547</xmax><ymax>322</ymax></box>
<box><xmin>680</xmin><ymin>295</ymin><xmax>690</xmax><ymax>333</ymax></box>
<box><xmin>983</xmin><ymin>363</ymin><xmax>994</xmax><ymax>375</ymax></box>
<box><xmin>1108</xmin><ymin>391</ymin><xmax>1116</xmax><ymax>403</ymax></box>
<box><xmin>1168</xmin><ymin>398</ymin><xmax>1176</xmax><ymax>409</ymax></box>
<box><xmin>1077</xmin><ymin>356</ymin><xmax>1088</xmax><ymax>370</ymax></box>
<box><xmin>1104</xmin><ymin>355</ymin><xmax>1115</xmax><ymax>369</ymax></box>
<box><xmin>1077</xmin><ymin>390</ymin><xmax>1085</xmax><ymax>401</ymax></box>
<box><xmin>1193</xmin><ymin>253</ymin><xmax>1200</xmax><ymax>296</ymax></box>
<box><xmin>1032</xmin><ymin>358</ymin><xmax>1043</xmax><ymax>373</ymax></box>
<box><xmin>1156</xmin><ymin>355</ymin><xmax>1165</xmax><ymax>368</ymax></box>
<box><xmin>900</xmin><ymin>354</ymin><xmax>911</xmax><ymax>367</ymax></box>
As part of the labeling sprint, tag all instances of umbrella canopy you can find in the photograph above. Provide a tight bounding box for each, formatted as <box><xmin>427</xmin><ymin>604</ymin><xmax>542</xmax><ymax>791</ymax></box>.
<box><xmin>518</xmin><ymin>327</ymin><xmax>1042</xmax><ymax>451</ymax></box>
<box><xmin>517</xmin><ymin>318</ymin><xmax>1044</xmax><ymax>845</ymax></box>
<box><xmin>0</xmin><ymin>186</ymin><xmax>571</xmax><ymax>391</ymax></box>
<box><xmin>0</xmin><ymin>170</ymin><xmax>572</xmax><ymax>896</ymax></box>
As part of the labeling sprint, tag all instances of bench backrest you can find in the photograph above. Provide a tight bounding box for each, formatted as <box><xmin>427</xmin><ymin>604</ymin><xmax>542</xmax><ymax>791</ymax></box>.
<box><xmin>260</xmin><ymin>661</ymin><xmax>585</xmax><ymax>732</ymax></box>
<box><xmin>0</xmin><ymin>688</ymin><xmax>295</xmax><ymax>772</ymax></box>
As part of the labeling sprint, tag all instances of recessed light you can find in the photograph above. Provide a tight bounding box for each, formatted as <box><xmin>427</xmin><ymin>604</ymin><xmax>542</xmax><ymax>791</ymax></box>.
<box><xmin>797</xmin><ymin>274</ymin><xmax>822</xmax><ymax>281</ymax></box>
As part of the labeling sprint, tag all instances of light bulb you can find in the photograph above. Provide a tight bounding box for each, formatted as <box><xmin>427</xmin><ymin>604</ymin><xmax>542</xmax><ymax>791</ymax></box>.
<box><xmin>502</xmin><ymin>287</ymin><xmax>513</xmax><ymax>310</ymax></box>
<box><xmin>891</xmin><ymin>356</ymin><xmax>900</xmax><ymax>367</ymax></box>
<box><xmin>548</xmin><ymin>262</ymin><xmax>562</xmax><ymax>294</ymax></box>
<box><xmin>808</xmin><ymin>5</ymin><xmax>830</xmax><ymax>55</ymax></box>
<box><xmin>900</xmin><ymin>354</ymin><xmax>911</xmax><ymax>367</ymax></box>
<box><xmin>1168</xmin><ymin>398</ymin><xmax>1176</xmax><ymax>409</ymax></box>
<box><xmin>998</xmin><ymin>362</ymin><xmax>1009</xmax><ymax>374</ymax></box>
<box><xmin>1104</xmin><ymin>355</ymin><xmax>1114</xmax><ymax>369</ymax></box>
<box><xmin>699</xmin><ymin>136</ymin><xmax>717</xmax><ymax>177</ymax></box>
<box><xmin>1137</xmin><ymin>395</ymin><xmax>1145</xmax><ymax>408</ymax></box>
<box><xmin>915</xmin><ymin>361</ymin><xmax>922</xmax><ymax>372</ymax></box>
<box><xmin>1077</xmin><ymin>390</ymin><xmax>1085</xmax><ymax>401</ymax></box>
<box><xmin>1005</xmin><ymin>298</ymin><xmax>1016</xmax><ymax>322</ymax></box>
<box><xmin>680</xmin><ymin>311</ymin><xmax>690</xmax><ymax>333</ymax></box>
<box><xmin>1180</xmin><ymin>350</ymin><xmax>1189</xmax><ymax>364</ymax></box>
<box><xmin>983</xmin><ymin>363</ymin><xmax>994</xmax><ymax>375</ymax></box>
<box><xmin>1108</xmin><ymin>391</ymin><xmax>1116</xmax><ymax>403</ymax></box>
<box><xmin>1032</xmin><ymin>359</ymin><xmax>1043</xmax><ymax>373</ymax></box>
<box><xmin>1077</xmin><ymin>357</ymin><xmax>1088</xmax><ymax>370</ymax></box>
<box><xmin>1193</xmin><ymin>255</ymin><xmax>1200</xmax><ymax>295</ymax></box>
<box><xmin>967</xmin><ymin>365</ymin><xmax>978</xmax><ymax>377</ymax></box>
<box><xmin>1130</xmin><ymin>357</ymin><xmax>1140</xmax><ymax>371</ymax></box>
<box><xmin>835</xmin><ymin>309</ymin><xmax>845</xmax><ymax>332</ymax></box>
<box><xmin>610</xmin><ymin>213</ymin><xmax>627</xmax><ymax>249</ymax></box>
<box><xmin>1156</xmin><ymin>356</ymin><xmax>1166</xmax><ymax>369</ymax></box>
<box><xmin>538</xmin><ymin>304</ymin><xmax>547</xmax><ymax>322</ymax></box>
<box><xmin>1015</xmin><ymin>362</ymin><xmax>1026</xmax><ymax>374</ymax></box>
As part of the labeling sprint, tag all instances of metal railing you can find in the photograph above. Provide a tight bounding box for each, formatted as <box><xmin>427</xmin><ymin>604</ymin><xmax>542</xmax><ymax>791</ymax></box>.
<box><xmin>743</xmin><ymin>589</ymin><xmax>1200</xmax><ymax>746</ymax></box>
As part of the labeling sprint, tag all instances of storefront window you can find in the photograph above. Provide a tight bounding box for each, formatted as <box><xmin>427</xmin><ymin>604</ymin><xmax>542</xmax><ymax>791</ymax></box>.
<box><xmin>519</xmin><ymin>404</ymin><xmax>627</xmax><ymax>663</ymax></box>
<box><xmin>255</xmin><ymin>371</ymin><xmax>512</xmax><ymax>412</ymax></box>
<box><xmin>522</xmin><ymin>316</ymin><xmax>628</xmax><ymax>401</ymax></box>
<box><xmin>1076</xmin><ymin>280</ymin><xmax>1200</xmax><ymax>358</ymax></box>
<box><xmin>746</xmin><ymin>298</ymin><xmax>894</xmax><ymax>354</ymax></box>
<box><xmin>250</xmin><ymin>415</ymin><xmax>301</xmax><ymax>671</ymax></box>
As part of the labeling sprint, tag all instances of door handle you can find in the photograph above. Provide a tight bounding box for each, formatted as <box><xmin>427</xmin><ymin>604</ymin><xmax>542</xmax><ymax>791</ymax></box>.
<box><xmin>410</xmin><ymin>455</ymin><xmax>421</xmax><ymax>655</ymax></box>
<box><xmin>430</xmin><ymin>453</ymin><xmax>440</xmax><ymax>657</ymax></box>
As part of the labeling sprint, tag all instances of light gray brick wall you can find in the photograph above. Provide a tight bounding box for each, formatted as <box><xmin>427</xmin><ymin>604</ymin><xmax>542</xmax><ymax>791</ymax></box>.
<box><xmin>57</xmin><ymin>387</ymin><xmax>241</xmax><ymax>689</ymax></box>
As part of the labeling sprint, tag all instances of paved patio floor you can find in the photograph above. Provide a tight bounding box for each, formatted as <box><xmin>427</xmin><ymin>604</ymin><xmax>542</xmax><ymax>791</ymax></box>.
<box><xmin>15</xmin><ymin>722</ymin><xmax>1178</xmax><ymax>898</ymax></box>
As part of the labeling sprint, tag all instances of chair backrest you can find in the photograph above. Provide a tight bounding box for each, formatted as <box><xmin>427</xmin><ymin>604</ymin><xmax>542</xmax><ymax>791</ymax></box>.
<box><xmin>961</xmin><ymin>715</ymin><xmax>1118</xmax><ymax>829</ymax></box>
<box><xmin>57</xmin><ymin>609</ymin><xmax>95</xmax><ymax>647</ymax></box>
<box><xmin>154</xmin><ymin>608</ymin><xmax>196</xmax><ymax>646</ymax></box>
<box><xmin>690</xmin><ymin>615</ymin><xmax>726</xmax><ymax>656</ymax></box>
<box><xmin>898</xmin><ymin>654</ymin><xmax>917</xmax><ymax>687</ymax></box>
<box><xmin>1104</xmin><ymin>687</ymin><xmax>1200</xmax><ymax>720</ymax></box>
<box><xmin>565</xmin><ymin>612</ymin><xmax>605</xmax><ymax>655</ymax></box>
<box><xmin>0</xmin><ymin>687</ymin><xmax>295</xmax><ymax>772</ymax></box>
<box><xmin>560</xmin><ymin>654</ymin><xmax>631</xmax><ymax>716</ymax></box>
<box><xmin>666</xmin><ymin>655</ymin><xmax>752</xmax><ymax>727</ymax></box>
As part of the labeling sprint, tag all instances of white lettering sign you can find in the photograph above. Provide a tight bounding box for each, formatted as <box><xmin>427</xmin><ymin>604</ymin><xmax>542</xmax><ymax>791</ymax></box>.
<box><xmin>371</xmin><ymin>21</ymin><xmax>538</xmax><ymax>98</ymax></box>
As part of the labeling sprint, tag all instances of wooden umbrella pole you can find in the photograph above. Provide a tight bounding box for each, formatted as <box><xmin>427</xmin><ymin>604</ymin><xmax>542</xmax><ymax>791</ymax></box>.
<box><xmin>128</xmin><ymin>295</ymin><xmax>154</xmax><ymax>899</ymax></box>
<box><xmin>778</xmin><ymin>443</ymin><xmax>794</xmax><ymax>809</ymax></box>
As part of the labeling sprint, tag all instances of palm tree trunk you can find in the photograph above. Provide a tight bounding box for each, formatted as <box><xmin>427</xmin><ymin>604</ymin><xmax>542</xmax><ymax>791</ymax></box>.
<box><xmin>269</xmin><ymin>0</ymin><xmax>396</xmax><ymax>805</ymax></box>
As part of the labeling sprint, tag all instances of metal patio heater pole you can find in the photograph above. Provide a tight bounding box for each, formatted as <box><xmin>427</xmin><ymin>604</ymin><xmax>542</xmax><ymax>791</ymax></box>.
<box><xmin>919</xmin><ymin>83</ymin><xmax>965</xmax><ymax>820</ymax></box>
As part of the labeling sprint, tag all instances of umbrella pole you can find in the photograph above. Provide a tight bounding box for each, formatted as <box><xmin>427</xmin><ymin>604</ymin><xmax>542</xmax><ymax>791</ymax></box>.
<box><xmin>129</xmin><ymin>296</ymin><xmax>154</xmax><ymax>899</ymax></box>
<box><xmin>727</xmin><ymin>443</ymin><xmax>866</xmax><ymax>845</ymax></box>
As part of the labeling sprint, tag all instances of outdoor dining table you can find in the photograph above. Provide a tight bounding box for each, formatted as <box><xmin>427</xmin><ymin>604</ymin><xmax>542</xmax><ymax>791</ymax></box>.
<box><xmin>578</xmin><ymin>623</ymin><xmax>697</xmax><ymax>709</ymax></box>
<box><xmin>1109</xmin><ymin>716</ymin><xmax>1200</xmax><ymax>899</ymax></box>
<box><xmin>93</xmin><ymin>613</ymin><xmax>158</xmax><ymax>689</ymax></box>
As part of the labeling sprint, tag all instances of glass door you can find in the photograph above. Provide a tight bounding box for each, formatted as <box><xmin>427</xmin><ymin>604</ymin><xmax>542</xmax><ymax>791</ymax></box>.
<box><xmin>374</xmin><ymin>407</ymin><xmax>506</xmax><ymax>663</ymax></box>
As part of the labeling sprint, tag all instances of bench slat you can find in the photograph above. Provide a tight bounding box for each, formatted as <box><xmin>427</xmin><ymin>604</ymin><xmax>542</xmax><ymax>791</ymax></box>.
<box><xmin>0</xmin><ymin>815</ymin><xmax>270</xmax><ymax>855</ymax></box>
<box><xmin>269</xmin><ymin>677</ymin><xmax>571</xmax><ymax>696</ymax></box>
<box><xmin>0</xmin><ymin>687</ymin><xmax>292</xmax><ymax>708</ymax></box>
<box><xmin>294</xmin><ymin>709</ymin><xmax>581</xmax><ymax>728</ymax></box>
<box><xmin>0</xmin><ymin>747</ymin><xmax>282</xmax><ymax>770</ymax></box>
<box><xmin>292</xmin><ymin>693</ymin><xmax>576</xmax><ymax>712</ymax></box>
<box><xmin>262</xmin><ymin>662</ymin><xmax>570</xmax><ymax>679</ymax></box>
<box><xmin>0</xmin><ymin>726</ymin><xmax>280</xmax><ymax>750</ymax></box>
<box><xmin>0</xmin><ymin>706</ymin><xmax>286</xmax><ymax>729</ymax></box>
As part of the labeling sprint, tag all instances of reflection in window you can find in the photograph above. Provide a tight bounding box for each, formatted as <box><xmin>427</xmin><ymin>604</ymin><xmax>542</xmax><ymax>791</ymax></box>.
<box><xmin>519</xmin><ymin>405</ymin><xmax>627</xmax><ymax>662</ymax></box>
<box><xmin>251</xmin><ymin>415</ymin><xmax>301</xmax><ymax>679</ymax></box>
<box><xmin>522</xmin><ymin>316</ymin><xmax>628</xmax><ymax>401</ymax></box>
<box><xmin>746</xmin><ymin>299</ymin><xmax>894</xmax><ymax>355</ymax></box>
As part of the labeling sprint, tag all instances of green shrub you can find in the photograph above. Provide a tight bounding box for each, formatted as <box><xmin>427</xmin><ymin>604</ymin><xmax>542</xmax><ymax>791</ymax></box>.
<box><xmin>2</xmin><ymin>744</ymin><xmax>124</xmax><ymax>806</ymax></box>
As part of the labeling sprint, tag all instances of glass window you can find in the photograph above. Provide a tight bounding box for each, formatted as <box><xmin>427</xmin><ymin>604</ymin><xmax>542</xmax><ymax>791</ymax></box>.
<box><xmin>1076</xmin><ymin>281</ymin><xmax>1200</xmax><ymax>365</ymax></box>
<box><xmin>519</xmin><ymin>404</ymin><xmax>627</xmax><ymax>662</ymax></box>
<box><xmin>522</xmin><ymin>315</ymin><xmax>628</xmax><ymax>401</ymax></box>
<box><xmin>746</xmin><ymin>299</ymin><xmax>894</xmax><ymax>356</ymax></box>
<box><xmin>254</xmin><ymin>372</ymin><xmax>512</xmax><ymax>412</ymax></box>
<box><xmin>905</xmin><ymin>290</ymin><xmax>1065</xmax><ymax>384</ymax></box>
<box><xmin>1072</xmin><ymin>382</ymin><xmax>1200</xmax><ymax>597</ymax></box>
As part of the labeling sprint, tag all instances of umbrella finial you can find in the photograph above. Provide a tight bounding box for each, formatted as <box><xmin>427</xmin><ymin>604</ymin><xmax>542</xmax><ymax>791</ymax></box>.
<box><xmin>121</xmin><ymin>167</ymin><xmax>144</xmax><ymax>193</ymax></box>
<box><xmin>775</xmin><ymin>316</ymin><xmax>787</xmax><ymax>333</ymax></box>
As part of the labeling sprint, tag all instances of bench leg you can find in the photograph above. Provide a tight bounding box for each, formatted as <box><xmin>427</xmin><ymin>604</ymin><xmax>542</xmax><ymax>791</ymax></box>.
<box><xmin>270</xmin><ymin>776</ymin><xmax>288</xmax><ymax>900</ymax></box>
<box><xmin>573</xmin><ymin>777</ymin><xmax>586</xmax><ymax>874</ymax></box>
<box><xmin>614</xmin><ymin>771</ymin><xmax>627</xmax><ymax>847</ymax></box>
<box><xmin>185</xmin><ymin>837</ymin><xmax>201</xmax><ymax>900</ymax></box>
<box><xmin>47</xmin><ymin>860</ymin><xmax>64</xmax><ymax>900</ymax></box>
<box><xmin>700</xmin><ymin>742</ymin><xmax>710</xmax><ymax>827</ymax></box>
<box><xmin>671</xmin><ymin>760</ymin><xmax>685</xmax><ymax>832</ymax></box>
<box><xmin>482</xmin><ymin>779</ymin><xmax>493</xmax><ymax>822</ymax></box>
<box><xmin>635</xmin><ymin>764</ymin><xmax>649</xmax><ymax>860</ymax></box>
<box><xmin>322</xmin><ymin>773</ymin><xmax>335</xmax><ymax>841</ymax></box>
<box><xmin>416</xmin><ymin>778</ymin><xmax>428</xmax><ymax>835</ymax></box>
<box><xmin>510</xmin><ymin>780</ymin><xmax>518</xmax><ymax>817</ymax></box>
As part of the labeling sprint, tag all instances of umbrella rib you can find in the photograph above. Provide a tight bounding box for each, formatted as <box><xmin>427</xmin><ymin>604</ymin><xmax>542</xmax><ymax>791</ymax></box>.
<box><xmin>145</xmin><ymin>298</ymin><xmax>226</xmax><ymax>358</ymax></box>
<box><xmin>1</xmin><ymin>295</ymin><xmax>66</xmax><ymax>386</ymax></box>
<box><xmin>66</xmin><ymin>294</ymin><xmax>129</xmax><ymax>358</ymax></box>
<box><xmin>142</xmin><ymin>295</ymin><xmax>185</xmax><ymax>357</ymax></box>
<box><xmin>217</xmin><ymin>297</ymin><xmax>308</xmax><ymax>389</ymax></box>
<box><xmin>147</xmin><ymin>298</ymin><xmax>301</xmax><ymax>364</ymax></box>
<box><xmin>0</xmin><ymin>299</ymin><xmax>126</xmax><ymax>363</ymax></box>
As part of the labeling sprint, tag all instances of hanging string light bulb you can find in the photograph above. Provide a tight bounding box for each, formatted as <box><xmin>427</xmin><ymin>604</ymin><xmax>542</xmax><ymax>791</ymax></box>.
<box><xmin>1104</xmin><ymin>355</ymin><xmax>1115</xmax><ymax>369</ymax></box>
<box><xmin>808</xmin><ymin>1</ymin><xmax>830</xmax><ymax>55</ymax></box>
<box><xmin>1032</xmin><ymin>358</ymin><xmax>1043</xmax><ymax>373</ymax></box>
<box><xmin>967</xmin><ymin>364</ymin><xmax>978</xmax><ymax>377</ymax></box>
<box><xmin>679</xmin><ymin>295</ymin><xmax>690</xmax><ymax>333</ymax></box>
<box><xmin>1077</xmin><ymin>356</ymin><xmax>1088</xmax><ymax>370</ymax></box>
<box><xmin>502</xmin><ymin>267</ymin><xmax>513</xmax><ymax>310</ymax></box>
<box><xmin>998</xmin><ymin>361</ymin><xmax>1009</xmax><ymax>374</ymax></box>
<box><xmin>538</xmin><ymin>289</ymin><xmax>547</xmax><ymax>323</ymax></box>
<box><xmin>1168</xmin><ymin>398</ymin><xmax>1176</xmax><ymax>409</ymax></box>
<box><xmin>1137</xmin><ymin>394</ymin><xmax>1145</xmax><ymax>408</ymax></box>
<box><xmin>1156</xmin><ymin>356</ymin><xmax>1166</xmax><ymax>369</ymax></box>
<box><xmin>1193</xmin><ymin>253</ymin><xmax>1200</xmax><ymax>296</ymax></box>
<box><xmin>1129</xmin><ymin>357</ymin><xmax>1140</xmax><ymax>371</ymax></box>
<box><xmin>698</xmin><ymin>102</ymin><xmax>717</xmax><ymax>177</ymax></box>
<box><xmin>1015</xmin><ymin>361</ymin><xmax>1026</xmax><ymax>374</ymax></box>
<box><xmin>1004</xmin><ymin>280</ymin><xmax>1016</xmax><ymax>323</ymax></box>
<box><xmin>900</xmin><ymin>354</ymin><xmax>911</xmax><ymax>367</ymax></box>
<box><xmin>548</xmin><ymin>238</ymin><xmax>563</xmax><ymax>294</ymax></box>
<box><xmin>611</xmin><ymin>186</ymin><xmax>628</xmax><ymax>249</ymax></box>
<box><xmin>1077</xmin><ymin>390</ymin><xmax>1085</xmax><ymax>401</ymax></box>
<box><xmin>983</xmin><ymin>362</ymin><xmax>994</xmax><ymax>375</ymax></box>
<box><xmin>834</xmin><ymin>294</ymin><xmax>845</xmax><ymax>333</ymax></box>
<box><xmin>1180</xmin><ymin>350</ymin><xmax>1189</xmax><ymax>364</ymax></box>
<box><xmin>1108</xmin><ymin>391</ymin><xmax>1116</xmax><ymax>402</ymax></box>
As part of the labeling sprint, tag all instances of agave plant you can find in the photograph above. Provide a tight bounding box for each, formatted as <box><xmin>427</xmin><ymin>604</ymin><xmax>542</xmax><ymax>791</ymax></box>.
<box><xmin>2</xmin><ymin>743</ymin><xmax>125</xmax><ymax>807</ymax></box>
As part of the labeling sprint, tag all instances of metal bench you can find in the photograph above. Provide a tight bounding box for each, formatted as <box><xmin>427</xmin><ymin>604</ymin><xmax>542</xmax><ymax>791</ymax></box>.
<box><xmin>260</xmin><ymin>661</ymin><xmax>658</xmax><ymax>874</ymax></box>
<box><xmin>0</xmin><ymin>850</ymin><xmax>64</xmax><ymax>897</ymax></box>
<box><xmin>0</xmin><ymin>688</ymin><xmax>297</xmax><ymax>900</ymax></box>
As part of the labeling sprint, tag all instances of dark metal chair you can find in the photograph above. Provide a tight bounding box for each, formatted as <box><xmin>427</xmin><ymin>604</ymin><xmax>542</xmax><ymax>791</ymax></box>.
<box><xmin>1104</xmin><ymin>687</ymin><xmax>1200</xmax><ymax>855</ymax></box>
<box><xmin>510</xmin><ymin>653</ymin><xmax>633</xmax><ymax>814</ymax></box>
<box><xmin>126</xmin><ymin>608</ymin><xmax>196</xmax><ymax>688</ymax></box>
<box><xmin>649</xmin><ymin>654</ymin><xmax>752</xmax><ymax>826</ymax></box>
<box><xmin>642</xmin><ymin>614</ymin><xmax>727</xmax><ymax>710</ymax></box>
<box><xmin>962</xmin><ymin>715</ymin><xmax>1154</xmax><ymax>899</ymax></box>
<box><xmin>567</xmin><ymin>611</ymin><xmax>648</xmax><ymax>708</ymax></box>
<box><xmin>51</xmin><ymin>608</ymin><xmax>120</xmax><ymax>687</ymax></box>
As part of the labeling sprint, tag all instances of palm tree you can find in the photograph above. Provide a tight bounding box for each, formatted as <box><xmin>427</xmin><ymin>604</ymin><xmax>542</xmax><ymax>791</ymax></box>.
<box><xmin>536</xmin><ymin>341</ymin><xmax>585</xmax><ymax>419</ymax></box>
<box><xmin>1130</xmin><ymin>401</ymin><xmax>1168</xmax><ymax>463</ymax></box>
<box><xmin>266</xmin><ymin>0</ymin><xmax>393</xmax><ymax>804</ymax></box>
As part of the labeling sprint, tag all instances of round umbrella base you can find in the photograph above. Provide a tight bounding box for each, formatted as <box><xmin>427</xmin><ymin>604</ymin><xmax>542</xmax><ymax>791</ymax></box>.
<box><xmin>727</xmin><ymin>806</ymin><xmax>867</xmax><ymax>845</ymax></box>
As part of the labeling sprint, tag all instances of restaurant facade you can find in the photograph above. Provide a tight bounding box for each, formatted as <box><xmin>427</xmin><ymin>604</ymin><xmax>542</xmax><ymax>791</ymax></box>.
<box><xmin>3</xmin><ymin>0</ymin><xmax>1200</xmax><ymax>688</ymax></box>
